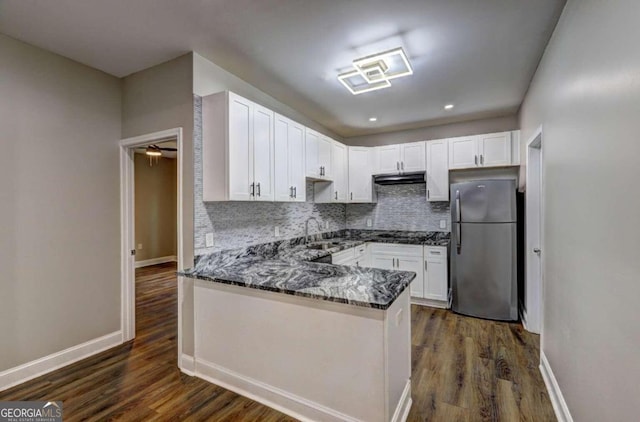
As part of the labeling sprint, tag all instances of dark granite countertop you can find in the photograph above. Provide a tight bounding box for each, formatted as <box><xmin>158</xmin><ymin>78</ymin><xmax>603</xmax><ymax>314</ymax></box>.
<box><xmin>179</xmin><ymin>230</ymin><xmax>449</xmax><ymax>310</ymax></box>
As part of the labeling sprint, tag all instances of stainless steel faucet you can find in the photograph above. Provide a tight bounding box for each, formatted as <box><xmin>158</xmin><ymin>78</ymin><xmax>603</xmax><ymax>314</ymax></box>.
<box><xmin>304</xmin><ymin>217</ymin><xmax>323</xmax><ymax>244</ymax></box>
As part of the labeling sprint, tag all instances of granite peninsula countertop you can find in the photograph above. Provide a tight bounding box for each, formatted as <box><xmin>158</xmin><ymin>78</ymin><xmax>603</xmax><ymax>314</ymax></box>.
<box><xmin>179</xmin><ymin>230</ymin><xmax>450</xmax><ymax>310</ymax></box>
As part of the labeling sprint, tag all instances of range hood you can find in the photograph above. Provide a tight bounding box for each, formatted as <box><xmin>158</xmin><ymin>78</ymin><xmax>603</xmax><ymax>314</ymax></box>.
<box><xmin>373</xmin><ymin>171</ymin><xmax>426</xmax><ymax>185</ymax></box>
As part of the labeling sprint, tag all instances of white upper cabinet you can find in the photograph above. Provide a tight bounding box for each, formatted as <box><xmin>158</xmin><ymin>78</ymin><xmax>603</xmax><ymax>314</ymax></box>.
<box><xmin>305</xmin><ymin>129</ymin><xmax>332</xmax><ymax>180</ymax></box>
<box><xmin>202</xmin><ymin>91</ymin><xmax>274</xmax><ymax>201</ymax></box>
<box><xmin>448</xmin><ymin>132</ymin><xmax>513</xmax><ymax>169</ymax></box>
<box><xmin>274</xmin><ymin>114</ymin><xmax>305</xmax><ymax>202</ymax></box>
<box><xmin>479</xmin><ymin>132</ymin><xmax>512</xmax><ymax>167</ymax></box>
<box><xmin>448</xmin><ymin>136</ymin><xmax>479</xmax><ymax>169</ymax></box>
<box><xmin>348</xmin><ymin>147</ymin><xmax>376</xmax><ymax>203</ymax></box>
<box><xmin>401</xmin><ymin>141</ymin><xmax>426</xmax><ymax>172</ymax></box>
<box><xmin>426</xmin><ymin>140</ymin><xmax>449</xmax><ymax>202</ymax></box>
<box><xmin>374</xmin><ymin>141</ymin><xmax>426</xmax><ymax>174</ymax></box>
<box><xmin>313</xmin><ymin>141</ymin><xmax>348</xmax><ymax>203</ymax></box>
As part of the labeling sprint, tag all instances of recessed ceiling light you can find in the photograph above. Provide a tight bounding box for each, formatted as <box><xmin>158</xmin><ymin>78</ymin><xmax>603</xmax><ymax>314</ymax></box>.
<box><xmin>338</xmin><ymin>47</ymin><xmax>413</xmax><ymax>95</ymax></box>
<box><xmin>369</xmin><ymin>117</ymin><xmax>378</xmax><ymax>122</ymax></box>
<box><xmin>444</xmin><ymin>104</ymin><xmax>454</xmax><ymax>110</ymax></box>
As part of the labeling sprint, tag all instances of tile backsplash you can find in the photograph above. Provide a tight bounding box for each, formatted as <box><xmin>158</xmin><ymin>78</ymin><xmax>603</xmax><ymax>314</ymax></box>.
<box><xmin>193</xmin><ymin>95</ymin><xmax>449</xmax><ymax>255</ymax></box>
<box><xmin>346</xmin><ymin>184</ymin><xmax>450</xmax><ymax>232</ymax></box>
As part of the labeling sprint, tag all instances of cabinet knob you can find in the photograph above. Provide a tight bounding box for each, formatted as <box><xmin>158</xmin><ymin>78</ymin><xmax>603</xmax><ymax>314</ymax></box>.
<box><xmin>533</xmin><ymin>248</ymin><xmax>541</xmax><ymax>254</ymax></box>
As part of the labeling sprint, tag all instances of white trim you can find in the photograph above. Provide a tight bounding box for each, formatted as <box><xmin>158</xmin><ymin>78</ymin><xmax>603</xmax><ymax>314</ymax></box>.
<box><xmin>540</xmin><ymin>351</ymin><xmax>573</xmax><ymax>422</ymax></box>
<box><xmin>135</xmin><ymin>255</ymin><xmax>177</xmax><ymax>268</ymax></box>
<box><xmin>180</xmin><ymin>354</ymin><xmax>195</xmax><ymax>376</ymax></box>
<box><xmin>391</xmin><ymin>380</ymin><xmax>412</xmax><ymax>422</ymax></box>
<box><xmin>0</xmin><ymin>331</ymin><xmax>122</xmax><ymax>392</ymax></box>
<box><xmin>119</xmin><ymin>128</ymin><xmax>185</xmax><ymax>368</ymax></box>
<box><xmin>195</xmin><ymin>358</ymin><xmax>363</xmax><ymax>422</ymax></box>
<box><xmin>411</xmin><ymin>297</ymin><xmax>448</xmax><ymax>309</ymax></box>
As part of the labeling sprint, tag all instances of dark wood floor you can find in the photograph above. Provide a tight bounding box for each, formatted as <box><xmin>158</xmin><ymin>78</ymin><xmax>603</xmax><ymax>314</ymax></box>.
<box><xmin>0</xmin><ymin>263</ymin><xmax>555</xmax><ymax>421</ymax></box>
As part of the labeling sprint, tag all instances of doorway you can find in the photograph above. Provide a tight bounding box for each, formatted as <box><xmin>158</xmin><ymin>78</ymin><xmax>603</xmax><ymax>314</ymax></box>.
<box><xmin>524</xmin><ymin>127</ymin><xmax>543</xmax><ymax>334</ymax></box>
<box><xmin>119</xmin><ymin>128</ymin><xmax>184</xmax><ymax>352</ymax></box>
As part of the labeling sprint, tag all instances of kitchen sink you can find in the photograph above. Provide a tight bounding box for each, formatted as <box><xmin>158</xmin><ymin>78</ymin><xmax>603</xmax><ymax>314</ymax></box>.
<box><xmin>306</xmin><ymin>242</ymin><xmax>341</xmax><ymax>250</ymax></box>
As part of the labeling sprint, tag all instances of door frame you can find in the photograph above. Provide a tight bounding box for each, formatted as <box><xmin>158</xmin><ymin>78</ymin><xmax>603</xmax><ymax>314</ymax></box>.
<box><xmin>119</xmin><ymin>128</ymin><xmax>184</xmax><ymax>349</ymax></box>
<box><xmin>524</xmin><ymin>126</ymin><xmax>544</xmax><ymax>334</ymax></box>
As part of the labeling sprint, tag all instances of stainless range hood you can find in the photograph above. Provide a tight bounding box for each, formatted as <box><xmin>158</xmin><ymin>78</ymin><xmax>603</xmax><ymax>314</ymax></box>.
<box><xmin>373</xmin><ymin>171</ymin><xmax>426</xmax><ymax>185</ymax></box>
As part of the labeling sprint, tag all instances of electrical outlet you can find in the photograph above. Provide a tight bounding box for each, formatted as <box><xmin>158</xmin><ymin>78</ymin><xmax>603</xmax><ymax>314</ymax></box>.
<box><xmin>137</xmin><ymin>244</ymin><xmax>143</xmax><ymax>250</ymax></box>
<box><xmin>205</xmin><ymin>233</ymin><xmax>214</xmax><ymax>247</ymax></box>
<box><xmin>440</xmin><ymin>220</ymin><xmax>447</xmax><ymax>229</ymax></box>
<box><xmin>366</xmin><ymin>218</ymin><xmax>372</xmax><ymax>227</ymax></box>
<box><xmin>325</xmin><ymin>221</ymin><xmax>330</xmax><ymax>229</ymax></box>
<box><xmin>274</xmin><ymin>226</ymin><xmax>280</xmax><ymax>237</ymax></box>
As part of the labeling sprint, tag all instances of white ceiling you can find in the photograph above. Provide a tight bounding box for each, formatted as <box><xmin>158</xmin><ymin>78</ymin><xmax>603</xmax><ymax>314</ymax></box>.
<box><xmin>0</xmin><ymin>0</ymin><xmax>565</xmax><ymax>137</ymax></box>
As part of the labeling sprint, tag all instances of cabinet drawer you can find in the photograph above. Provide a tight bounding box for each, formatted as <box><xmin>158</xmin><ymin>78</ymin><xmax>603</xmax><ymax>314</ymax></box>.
<box><xmin>332</xmin><ymin>248</ymin><xmax>355</xmax><ymax>264</ymax></box>
<box><xmin>424</xmin><ymin>246</ymin><xmax>446</xmax><ymax>260</ymax></box>
<box><xmin>369</xmin><ymin>243</ymin><xmax>423</xmax><ymax>257</ymax></box>
<box><xmin>354</xmin><ymin>244</ymin><xmax>367</xmax><ymax>259</ymax></box>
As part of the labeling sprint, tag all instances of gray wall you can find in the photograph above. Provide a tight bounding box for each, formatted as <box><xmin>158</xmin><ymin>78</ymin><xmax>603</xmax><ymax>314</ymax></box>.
<box><xmin>344</xmin><ymin>114</ymin><xmax>518</xmax><ymax>147</ymax></box>
<box><xmin>519</xmin><ymin>0</ymin><xmax>640</xmax><ymax>420</ymax></box>
<box><xmin>0</xmin><ymin>34</ymin><xmax>121</xmax><ymax>371</ymax></box>
<box><xmin>346</xmin><ymin>184</ymin><xmax>450</xmax><ymax>232</ymax></box>
<box><xmin>122</xmin><ymin>53</ymin><xmax>195</xmax><ymax>267</ymax></box>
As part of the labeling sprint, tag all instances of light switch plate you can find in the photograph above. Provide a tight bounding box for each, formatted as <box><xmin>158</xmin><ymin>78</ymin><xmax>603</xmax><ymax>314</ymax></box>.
<box><xmin>274</xmin><ymin>226</ymin><xmax>280</xmax><ymax>237</ymax></box>
<box><xmin>440</xmin><ymin>220</ymin><xmax>447</xmax><ymax>229</ymax></box>
<box><xmin>205</xmin><ymin>233</ymin><xmax>214</xmax><ymax>247</ymax></box>
<box><xmin>366</xmin><ymin>218</ymin><xmax>372</xmax><ymax>227</ymax></box>
<box><xmin>137</xmin><ymin>244</ymin><xmax>143</xmax><ymax>250</ymax></box>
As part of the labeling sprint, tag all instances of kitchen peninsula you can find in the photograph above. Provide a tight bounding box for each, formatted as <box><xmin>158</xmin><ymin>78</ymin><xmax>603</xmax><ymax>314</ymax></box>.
<box><xmin>179</xmin><ymin>230</ymin><xmax>448</xmax><ymax>422</ymax></box>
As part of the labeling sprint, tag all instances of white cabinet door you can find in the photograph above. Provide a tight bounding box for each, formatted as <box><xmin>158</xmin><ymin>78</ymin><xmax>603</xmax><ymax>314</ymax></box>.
<box><xmin>424</xmin><ymin>247</ymin><xmax>448</xmax><ymax>301</ymax></box>
<box><xmin>305</xmin><ymin>128</ymin><xmax>320</xmax><ymax>178</ymax></box>
<box><xmin>400</xmin><ymin>141</ymin><xmax>426</xmax><ymax>172</ymax></box>
<box><xmin>348</xmin><ymin>147</ymin><xmax>375</xmax><ymax>203</ymax></box>
<box><xmin>288</xmin><ymin>122</ymin><xmax>306</xmax><ymax>202</ymax></box>
<box><xmin>371</xmin><ymin>253</ymin><xmax>395</xmax><ymax>271</ymax></box>
<box><xmin>398</xmin><ymin>256</ymin><xmax>425</xmax><ymax>298</ymax></box>
<box><xmin>274</xmin><ymin>114</ymin><xmax>292</xmax><ymax>202</ymax></box>
<box><xmin>318</xmin><ymin>136</ymin><xmax>333</xmax><ymax>179</ymax></box>
<box><xmin>375</xmin><ymin>144</ymin><xmax>401</xmax><ymax>174</ymax></box>
<box><xmin>448</xmin><ymin>136</ymin><xmax>479</xmax><ymax>169</ymax></box>
<box><xmin>332</xmin><ymin>142</ymin><xmax>348</xmax><ymax>202</ymax></box>
<box><xmin>479</xmin><ymin>132</ymin><xmax>511</xmax><ymax>167</ymax></box>
<box><xmin>252</xmin><ymin>104</ymin><xmax>274</xmax><ymax>201</ymax></box>
<box><xmin>426</xmin><ymin>140</ymin><xmax>449</xmax><ymax>202</ymax></box>
<box><xmin>228</xmin><ymin>93</ymin><xmax>253</xmax><ymax>201</ymax></box>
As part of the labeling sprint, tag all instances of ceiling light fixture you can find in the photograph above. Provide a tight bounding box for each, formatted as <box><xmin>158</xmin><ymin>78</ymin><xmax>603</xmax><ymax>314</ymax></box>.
<box><xmin>369</xmin><ymin>117</ymin><xmax>378</xmax><ymax>122</ymax></box>
<box><xmin>338</xmin><ymin>47</ymin><xmax>413</xmax><ymax>95</ymax></box>
<box><xmin>145</xmin><ymin>145</ymin><xmax>162</xmax><ymax>156</ymax></box>
<box><xmin>444</xmin><ymin>104</ymin><xmax>454</xmax><ymax>110</ymax></box>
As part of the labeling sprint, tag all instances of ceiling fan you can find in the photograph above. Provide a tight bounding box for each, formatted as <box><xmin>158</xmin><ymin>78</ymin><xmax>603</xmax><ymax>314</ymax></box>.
<box><xmin>145</xmin><ymin>144</ymin><xmax>177</xmax><ymax>156</ymax></box>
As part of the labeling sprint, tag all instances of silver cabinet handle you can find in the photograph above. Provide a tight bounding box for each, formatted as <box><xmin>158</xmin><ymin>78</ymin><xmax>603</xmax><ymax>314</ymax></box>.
<box><xmin>533</xmin><ymin>248</ymin><xmax>541</xmax><ymax>254</ymax></box>
<box><xmin>401</xmin><ymin>161</ymin><xmax>404</xmax><ymax>171</ymax></box>
<box><xmin>250</xmin><ymin>183</ymin><xmax>255</xmax><ymax>196</ymax></box>
<box><xmin>474</xmin><ymin>155</ymin><xmax>478</xmax><ymax>166</ymax></box>
<box><xmin>256</xmin><ymin>182</ymin><xmax>261</xmax><ymax>197</ymax></box>
<box><xmin>425</xmin><ymin>260</ymin><xmax>428</xmax><ymax>271</ymax></box>
<box><xmin>350</xmin><ymin>192</ymin><xmax>353</xmax><ymax>201</ymax></box>
<box><xmin>397</xmin><ymin>162</ymin><xmax>400</xmax><ymax>171</ymax></box>
<box><xmin>335</xmin><ymin>191</ymin><xmax>338</xmax><ymax>200</ymax></box>
<box><xmin>480</xmin><ymin>154</ymin><xmax>484</xmax><ymax>165</ymax></box>
<box><xmin>290</xmin><ymin>186</ymin><xmax>293</xmax><ymax>198</ymax></box>
<box><xmin>293</xmin><ymin>186</ymin><xmax>297</xmax><ymax>198</ymax></box>
<box><xmin>427</xmin><ymin>189</ymin><xmax>430</xmax><ymax>199</ymax></box>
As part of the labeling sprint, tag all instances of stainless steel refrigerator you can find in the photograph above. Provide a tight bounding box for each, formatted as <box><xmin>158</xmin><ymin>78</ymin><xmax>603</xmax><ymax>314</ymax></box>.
<box><xmin>450</xmin><ymin>180</ymin><xmax>518</xmax><ymax>321</ymax></box>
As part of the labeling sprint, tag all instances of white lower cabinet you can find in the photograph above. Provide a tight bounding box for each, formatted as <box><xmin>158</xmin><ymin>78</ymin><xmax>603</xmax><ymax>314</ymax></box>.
<box><xmin>424</xmin><ymin>246</ymin><xmax>448</xmax><ymax>303</ymax></box>
<box><xmin>369</xmin><ymin>244</ymin><xmax>424</xmax><ymax>297</ymax></box>
<box><xmin>332</xmin><ymin>244</ymin><xmax>370</xmax><ymax>267</ymax></box>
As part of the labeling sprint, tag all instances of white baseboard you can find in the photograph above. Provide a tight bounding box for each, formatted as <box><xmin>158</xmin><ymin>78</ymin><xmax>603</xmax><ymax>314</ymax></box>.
<box><xmin>135</xmin><ymin>255</ymin><xmax>177</xmax><ymax>268</ymax></box>
<box><xmin>411</xmin><ymin>297</ymin><xmax>448</xmax><ymax>309</ymax></box>
<box><xmin>540</xmin><ymin>351</ymin><xmax>573</xmax><ymax>422</ymax></box>
<box><xmin>0</xmin><ymin>331</ymin><xmax>122</xmax><ymax>392</ymax></box>
<box><xmin>180</xmin><ymin>353</ymin><xmax>195</xmax><ymax>376</ymax></box>
<box><xmin>195</xmin><ymin>358</ymin><xmax>361</xmax><ymax>422</ymax></box>
<box><xmin>391</xmin><ymin>380</ymin><xmax>412</xmax><ymax>422</ymax></box>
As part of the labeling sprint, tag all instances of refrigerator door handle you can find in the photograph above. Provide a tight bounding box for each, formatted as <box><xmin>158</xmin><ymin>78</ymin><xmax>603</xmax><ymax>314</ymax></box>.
<box><xmin>456</xmin><ymin>223</ymin><xmax>462</xmax><ymax>254</ymax></box>
<box><xmin>455</xmin><ymin>190</ymin><xmax>461</xmax><ymax>221</ymax></box>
